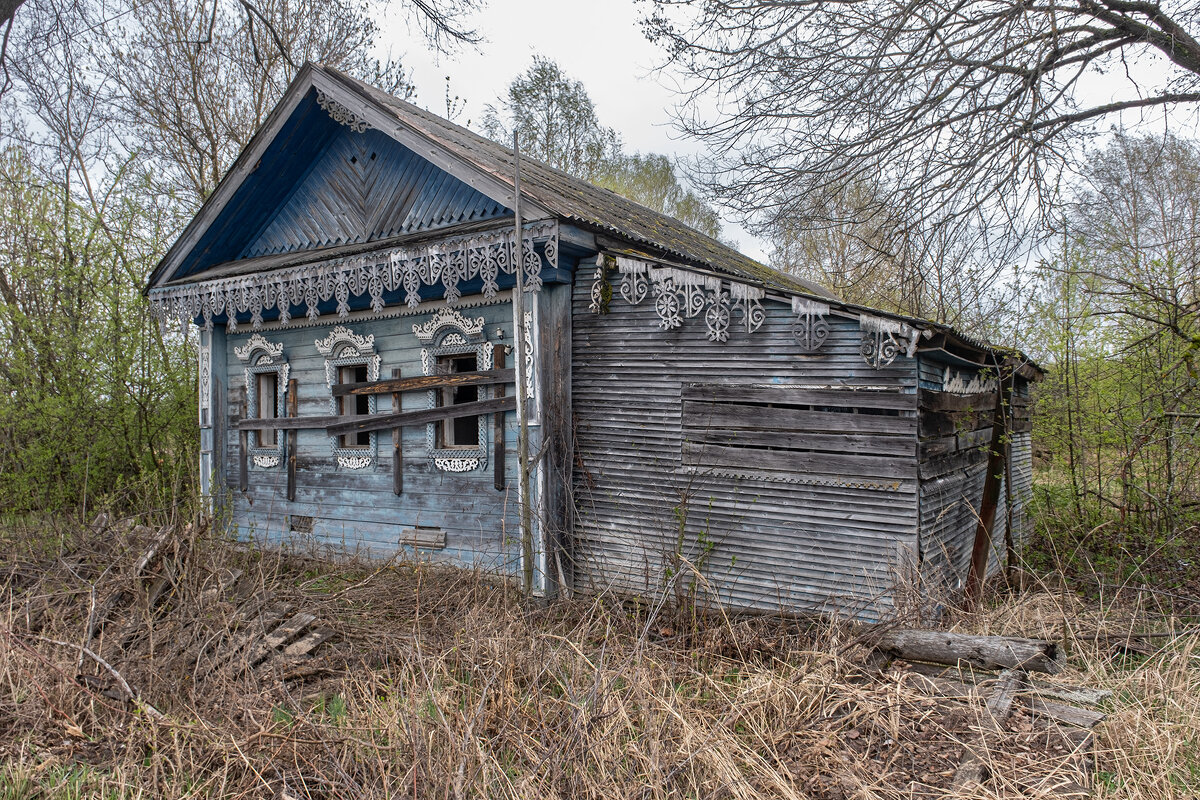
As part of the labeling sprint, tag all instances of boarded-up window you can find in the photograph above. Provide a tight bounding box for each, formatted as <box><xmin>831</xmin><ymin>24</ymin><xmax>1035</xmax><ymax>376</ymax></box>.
<box><xmin>337</xmin><ymin>364</ymin><xmax>370</xmax><ymax>449</ymax></box>
<box><xmin>255</xmin><ymin>371</ymin><xmax>279</xmax><ymax>448</ymax></box>
<box><xmin>436</xmin><ymin>353</ymin><xmax>480</xmax><ymax>448</ymax></box>
<box><xmin>681</xmin><ymin>384</ymin><xmax>917</xmax><ymax>487</ymax></box>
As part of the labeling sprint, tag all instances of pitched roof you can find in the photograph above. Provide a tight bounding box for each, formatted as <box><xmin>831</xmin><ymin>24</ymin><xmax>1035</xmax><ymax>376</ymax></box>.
<box><xmin>320</xmin><ymin>66</ymin><xmax>837</xmax><ymax>301</ymax></box>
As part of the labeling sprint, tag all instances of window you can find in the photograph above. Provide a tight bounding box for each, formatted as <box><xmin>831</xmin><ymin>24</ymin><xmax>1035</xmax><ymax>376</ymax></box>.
<box><xmin>412</xmin><ymin>307</ymin><xmax>493</xmax><ymax>473</ymax></box>
<box><xmin>337</xmin><ymin>364</ymin><xmax>371</xmax><ymax>449</ymax></box>
<box><xmin>232</xmin><ymin>333</ymin><xmax>289</xmax><ymax>469</ymax></box>
<box><xmin>316</xmin><ymin>325</ymin><xmax>380</xmax><ymax>470</ymax></box>
<box><xmin>255</xmin><ymin>371</ymin><xmax>279</xmax><ymax>448</ymax></box>
<box><xmin>437</xmin><ymin>354</ymin><xmax>480</xmax><ymax>448</ymax></box>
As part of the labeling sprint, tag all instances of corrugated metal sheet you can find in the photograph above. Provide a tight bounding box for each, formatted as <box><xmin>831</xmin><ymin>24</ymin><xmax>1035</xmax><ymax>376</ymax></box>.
<box><xmin>241</xmin><ymin>128</ymin><xmax>506</xmax><ymax>259</ymax></box>
<box><xmin>570</xmin><ymin>279</ymin><xmax>921</xmax><ymax>619</ymax></box>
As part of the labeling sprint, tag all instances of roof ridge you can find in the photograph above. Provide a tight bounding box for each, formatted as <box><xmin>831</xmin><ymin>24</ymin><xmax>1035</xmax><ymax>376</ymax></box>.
<box><xmin>318</xmin><ymin>63</ymin><xmax>837</xmax><ymax>300</ymax></box>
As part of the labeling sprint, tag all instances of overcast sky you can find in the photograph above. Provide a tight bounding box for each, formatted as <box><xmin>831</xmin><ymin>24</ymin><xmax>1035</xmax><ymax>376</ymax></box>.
<box><xmin>376</xmin><ymin>0</ymin><xmax>775</xmax><ymax>258</ymax></box>
<box><xmin>380</xmin><ymin>1</ymin><xmax>1190</xmax><ymax>266</ymax></box>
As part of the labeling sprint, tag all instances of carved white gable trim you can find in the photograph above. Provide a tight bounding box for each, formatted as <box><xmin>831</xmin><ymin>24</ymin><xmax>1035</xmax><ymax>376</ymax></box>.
<box><xmin>316</xmin><ymin>325</ymin><xmax>376</xmax><ymax>358</ymax></box>
<box><xmin>412</xmin><ymin>307</ymin><xmax>486</xmax><ymax>343</ymax></box>
<box><xmin>148</xmin><ymin>221</ymin><xmax>558</xmax><ymax>332</ymax></box>
<box><xmin>316</xmin><ymin>89</ymin><xmax>371</xmax><ymax>133</ymax></box>
<box><xmin>234</xmin><ymin>333</ymin><xmax>285</xmax><ymax>363</ymax></box>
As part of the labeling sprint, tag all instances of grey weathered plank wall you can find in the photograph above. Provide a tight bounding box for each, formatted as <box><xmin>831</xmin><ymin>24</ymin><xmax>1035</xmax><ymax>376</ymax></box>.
<box><xmin>571</xmin><ymin>276</ymin><xmax>921</xmax><ymax>618</ymax></box>
<box><xmin>220</xmin><ymin>300</ymin><xmax>520</xmax><ymax>572</ymax></box>
<box><xmin>915</xmin><ymin>362</ymin><xmax>1034</xmax><ymax>597</ymax></box>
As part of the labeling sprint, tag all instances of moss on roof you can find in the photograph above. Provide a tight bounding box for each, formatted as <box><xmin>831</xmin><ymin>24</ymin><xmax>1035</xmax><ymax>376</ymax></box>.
<box><xmin>324</xmin><ymin>67</ymin><xmax>837</xmax><ymax>301</ymax></box>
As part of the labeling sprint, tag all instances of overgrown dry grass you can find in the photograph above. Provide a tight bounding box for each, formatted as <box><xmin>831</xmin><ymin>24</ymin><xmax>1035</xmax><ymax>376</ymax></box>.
<box><xmin>1</xmin><ymin>519</ymin><xmax>1197</xmax><ymax>799</ymax></box>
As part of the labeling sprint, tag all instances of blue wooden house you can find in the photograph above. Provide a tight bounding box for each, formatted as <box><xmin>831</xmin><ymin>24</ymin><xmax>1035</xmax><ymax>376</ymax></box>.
<box><xmin>147</xmin><ymin>64</ymin><xmax>1040</xmax><ymax>617</ymax></box>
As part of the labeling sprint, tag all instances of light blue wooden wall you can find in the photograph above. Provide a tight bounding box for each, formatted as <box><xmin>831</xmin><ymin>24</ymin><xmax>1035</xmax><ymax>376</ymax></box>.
<box><xmin>220</xmin><ymin>299</ymin><xmax>521</xmax><ymax>573</ymax></box>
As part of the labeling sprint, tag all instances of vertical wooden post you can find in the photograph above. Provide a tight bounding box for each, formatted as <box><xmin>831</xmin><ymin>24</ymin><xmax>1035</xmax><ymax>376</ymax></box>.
<box><xmin>493</xmin><ymin>345</ymin><xmax>507</xmax><ymax>491</ymax></box>
<box><xmin>238</xmin><ymin>385</ymin><xmax>248</xmax><ymax>493</ymax></box>
<box><xmin>391</xmin><ymin>368</ymin><xmax>403</xmax><ymax>496</ymax></box>
<box><xmin>512</xmin><ymin>132</ymin><xmax>535</xmax><ymax>596</ymax></box>
<box><xmin>286</xmin><ymin>378</ymin><xmax>298</xmax><ymax>502</ymax></box>
<box><xmin>964</xmin><ymin>367</ymin><xmax>1013</xmax><ymax>610</ymax></box>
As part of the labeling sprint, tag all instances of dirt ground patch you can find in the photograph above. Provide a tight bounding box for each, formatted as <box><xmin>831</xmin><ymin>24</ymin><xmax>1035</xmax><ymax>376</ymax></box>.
<box><xmin>1</xmin><ymin>519</ymin><xmax>1197</xmax><ymax>799</ymax></box>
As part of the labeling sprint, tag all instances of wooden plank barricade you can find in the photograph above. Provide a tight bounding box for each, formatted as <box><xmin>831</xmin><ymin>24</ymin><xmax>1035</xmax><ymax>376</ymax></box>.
<box><xmin>233</xmin><ymin>368</ymin><xmax>517</xmax><ymax>478</ymax></box>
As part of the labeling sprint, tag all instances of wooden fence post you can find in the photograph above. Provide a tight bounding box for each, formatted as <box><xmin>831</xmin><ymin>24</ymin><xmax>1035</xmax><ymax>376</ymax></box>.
<box><xmin>286</xmin><ymin>378</ymin><xmax>298</xmax><ymax>502</ymax></box>
<box><xmin>391</xmin><ymin>368</ymin><xmax>402</xmax><ymax>495</ymax></box>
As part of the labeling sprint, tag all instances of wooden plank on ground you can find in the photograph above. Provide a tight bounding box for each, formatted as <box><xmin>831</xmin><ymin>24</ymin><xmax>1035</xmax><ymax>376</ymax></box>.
<box><xmin>198</xmin><ymin>568</ymin><xmax>243</xmax><ymax>605</ymax></box>
<box><xmin>1029</xmin><ymin>697</ymin><xmax>1106</xmax><ymax>729</ymax></box>
<box><xmin>877</xmin><ymin>630</ymin><xmax>1061</xmax><ymax>673</ymax></box>
<box><xmin>281</xmin><ymin>627</ymin><xmax>334</xmax><ymax>658</ymax></box>
<box><xmin>217</xmin><ymin>601</ymin><xmax>291</xmax><ymax>670</ymax></box>
<box><xmin>953</xmin><ymin>669</ymin><xmax>1023</xmax><ymax>789</ymax></box>
<box><xmin>244</xmin><ymin>612</ymin><xmax>317</xmax><ymax>669</ymax></box>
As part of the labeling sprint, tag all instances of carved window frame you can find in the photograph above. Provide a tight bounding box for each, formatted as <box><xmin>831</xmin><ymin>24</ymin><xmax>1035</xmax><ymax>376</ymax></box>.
<box><xmin>316</xmin><ymin>326</ymin><xmax>381</xmax><ymax>470</ymax></box>
<box><xmin>414</xmin><ymin>308</ymin><xmax>491</xmax><ymax>473</ymax></box>
<box><xmin>234</xmin><ymin>334</ymin><xmax>289</xmax><ymax>469</ymax></box>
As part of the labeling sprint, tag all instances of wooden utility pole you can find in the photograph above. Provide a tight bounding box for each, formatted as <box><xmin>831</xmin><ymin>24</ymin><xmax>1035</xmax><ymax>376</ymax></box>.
<box><xmin>511</xmin><ymin>133</ymin><xmax>535</xmax><ymax>595</ymax></box>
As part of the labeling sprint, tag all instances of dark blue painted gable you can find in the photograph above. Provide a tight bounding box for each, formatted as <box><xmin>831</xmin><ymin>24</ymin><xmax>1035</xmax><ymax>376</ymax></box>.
<box><xmin>241</xmin><ymin>126</ymin><xmax>508</xmax><ymax>258</ymax></box>
<box><xmin>171</xmin><ymin>88</ymin><xmax>510</xmax><ymax>280</ymax></box>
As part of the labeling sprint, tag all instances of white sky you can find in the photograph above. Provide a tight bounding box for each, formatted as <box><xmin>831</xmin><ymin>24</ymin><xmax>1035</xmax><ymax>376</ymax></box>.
<box><xmin>377</xmin><ymin>0</ymin><xmax>774</xmax><ymax>260</ymax></box>
<box><xmin>378</xmin><ymin>1</ymin><xmax>1194</xmax><ymax>267</ymax></box>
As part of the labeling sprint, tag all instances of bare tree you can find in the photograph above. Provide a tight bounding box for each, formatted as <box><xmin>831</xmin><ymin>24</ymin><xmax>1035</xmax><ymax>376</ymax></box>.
<box><xmin>645</xmin><ymin>1</ymin><xmax>1200</xmax><ymax>269</ymax></box>
<box><xmin>483</xmin><ymin>56</ymin><xmax>622</xmax><ymax>180</ymax></box>
<box><xmin>1067</xmin><ymin>132</ymin><xmax>1200</xmax><ymax>359</ymax></box>
<box><xmin>597</xmin><ymin>153</ymin><xmax>723</xmax><ymax>239</ymax></box>
<box><xmin>102</xmin><ymin>0</ymin><xmax>414</xmax><ymax>203</ymax></box>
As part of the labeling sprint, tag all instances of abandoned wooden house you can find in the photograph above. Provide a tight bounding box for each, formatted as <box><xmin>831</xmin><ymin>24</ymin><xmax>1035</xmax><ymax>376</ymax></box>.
<box><xmin>146</xmin><ymin>63</ymin><xmax>1040</xmax><ymax>618</ymax></box>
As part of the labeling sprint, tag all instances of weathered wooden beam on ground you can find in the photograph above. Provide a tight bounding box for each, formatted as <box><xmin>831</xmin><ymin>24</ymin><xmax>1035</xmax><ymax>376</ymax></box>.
<box><xmin>953</xmin><ymin>669</ymin><xmax>1023</xmax><ymax>789</ymax></box>
<box><xmin>331</xmin><ymin>368</ymin><xmax>514</xmax><ymax>396</ymax></box>
<box><xmin>877</xmin><ymin>629</ymin><xmax>1061</xmax><ymax>673</ymax></box>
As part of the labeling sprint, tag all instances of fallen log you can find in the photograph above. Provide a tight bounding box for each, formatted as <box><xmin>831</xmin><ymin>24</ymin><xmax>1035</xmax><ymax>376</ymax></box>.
<box><xmin>877</xmin><ymin>629</ymin><xmax>1061</xmax><ymax>674</ymax></box>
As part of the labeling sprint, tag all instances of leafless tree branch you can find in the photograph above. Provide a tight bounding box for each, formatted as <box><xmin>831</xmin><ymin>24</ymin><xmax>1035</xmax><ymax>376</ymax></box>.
<box><xmin>646</xmin><ymin>0</ymin><xmax>1200</xmax><ymax>268</ymax></box>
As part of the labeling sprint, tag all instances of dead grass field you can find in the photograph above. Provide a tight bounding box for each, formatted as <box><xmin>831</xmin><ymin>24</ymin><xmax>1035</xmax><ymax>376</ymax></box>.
<box><xmin>1</xmin><ymin>518</ymin><xmax>1197</xmax><ymax>799</ymax></box>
